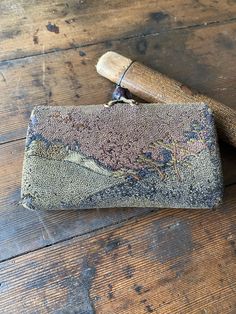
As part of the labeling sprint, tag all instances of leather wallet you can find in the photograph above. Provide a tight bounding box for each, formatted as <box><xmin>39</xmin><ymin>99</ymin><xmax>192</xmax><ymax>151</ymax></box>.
<box><xmin>21</xmin><ymin>103</ymin><xmax>223</xmax><ymax>210</ymax></box>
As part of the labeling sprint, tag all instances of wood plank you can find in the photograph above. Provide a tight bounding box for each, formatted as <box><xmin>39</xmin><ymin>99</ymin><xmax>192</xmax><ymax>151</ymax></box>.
<box><xmin>0</xmin><ymin>137</ymin><xmax>235</xmax><ymax>262</ymax></box>
<box><xmin>1</xmin><ymin>22</ymin><xmax>236</xmax><ymax>144</ymax></box>
<box><xmin>0</xmin><ymin>3</ymin><xmax>235</xmax><ymax>313</ymax></box>
<box><xmin>0</xmin><ymin>139</ymin><xmax>152</xmax><ymax>262</ymax></box>
<box><xmin>0</xmin><ymin>184</ymin><xmax>236</xmax><ymax>313</ymax></box>
<box><xmin>0</xmin><ymin>0</ymin><xmax>236</xmax><ymax>61</ymax></box>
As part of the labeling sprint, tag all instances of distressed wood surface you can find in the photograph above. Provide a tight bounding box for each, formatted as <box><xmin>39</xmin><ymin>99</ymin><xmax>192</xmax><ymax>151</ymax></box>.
<box><xmin>97</xmin><ymin>51</ymin><xmax>236</xmax><ymax>147</ymax></box>
<box><xmin>1</xmin><ymin>22</ymin><xmax>236</xmax><ymax>144</ymax></box>
<box><xmin>0</xmin><ymin>134</ymin><xmax>235</xmax><ymax>262</ymax></box>
<box><xmin>0</xmin><ymin>139</ymin><xmax>153</xmax><ymax>261</ymax></box>
<box><xmin>1</xmin><ymin>0</ymin><xmax>236</xmax><ymax>61</ymax></box>
<box><xmin>0</xmin><ymin>184</ymin><xmax>236</xmax><ymax>313</ymax></box>
<box><xmin>0</xmin><ymin>0</ymin><xmax>236</xmax><ymax>313</ymax></box>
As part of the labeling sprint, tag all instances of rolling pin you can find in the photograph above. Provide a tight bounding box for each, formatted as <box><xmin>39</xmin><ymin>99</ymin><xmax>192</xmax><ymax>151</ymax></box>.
<box><xmin>96</xmin><ymin>51</ymin><xmax>236</xmax><ymax>148</ymax></box>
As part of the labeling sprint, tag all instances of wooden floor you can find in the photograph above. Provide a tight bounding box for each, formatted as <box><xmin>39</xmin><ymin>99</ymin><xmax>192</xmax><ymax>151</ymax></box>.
<box><xmin>0</xmin><ymin>1</ymin><xmax>236</xmax><ymax>313</ymax></box>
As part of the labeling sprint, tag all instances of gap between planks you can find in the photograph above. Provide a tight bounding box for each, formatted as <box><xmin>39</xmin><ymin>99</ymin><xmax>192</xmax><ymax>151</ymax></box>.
<box><xmin>0</xmin><ymin>209</ymin><xmax>156</xmax><ymax>264</ymax></box>
<box><xmin>0</xmin><ymin>182</ymin><xmax>236</xmax><ymax>265</ymax></box>
<box><xmin>0</xmin><ymin>16</ymin><xmax>236</xmax><ymax>65</ymax></box>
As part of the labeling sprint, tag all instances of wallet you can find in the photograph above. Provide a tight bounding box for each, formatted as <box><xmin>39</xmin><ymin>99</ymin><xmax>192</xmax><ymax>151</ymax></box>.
<box><xmin>21</xmin><ymin>103</ymin><xmax>223</xmax><ymax>210</ymax></box>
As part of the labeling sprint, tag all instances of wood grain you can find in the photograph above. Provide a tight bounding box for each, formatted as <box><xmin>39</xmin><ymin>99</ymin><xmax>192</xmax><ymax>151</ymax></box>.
<box><xmin>0</xmin><ymin>0</ymin><xmax>236</xmax><ymax>61</ymax></box>
<box><xmin>0</xmin><ymin>184</ymin><xmax>236</xmax><ymax>313</ymax></box>
<box><xmin>1</xmin><ymin>22</ymin><xmax>236</xmax><ymax>144</ymax></box>
<box><xmin>0</xmin><ymin>139</ymin><xmax>153</xmax><ymax>261</ymax></box>
<box><xmin>0</xmin><ymin>17</ymin><xmax>236</xmax><ymax>263</ymax></box>
<box><xmin>97</xmin><ymin>51</ymin><xmax>236</xmax><ymax>147</ymax></box>
<box><xmin>0</xmin><ymin>137</ymin><xmax>235</xmax><ymax>262</ymax></box>
<box><xmin>0</xmin><ymin>1</ymin><xmax>235</xmax><ymax>313</ymax></box>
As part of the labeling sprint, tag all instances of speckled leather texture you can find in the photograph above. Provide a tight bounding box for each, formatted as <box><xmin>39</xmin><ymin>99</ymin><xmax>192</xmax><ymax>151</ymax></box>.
<box><xmin>21</xmin><ymin>103</ymin><xmax>223</xmax><ymax>210</ymax></box>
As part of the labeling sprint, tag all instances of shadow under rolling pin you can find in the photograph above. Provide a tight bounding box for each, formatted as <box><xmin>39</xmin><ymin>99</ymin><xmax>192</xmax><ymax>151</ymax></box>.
<box><xmin>96</xmin><ymin>51</ymin><xmax>236</xmax><ymax>149</ymax></box>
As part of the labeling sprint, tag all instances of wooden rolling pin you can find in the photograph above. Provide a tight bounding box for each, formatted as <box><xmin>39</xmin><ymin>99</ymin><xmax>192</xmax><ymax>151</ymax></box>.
<box><xmin>96</xmin><ymin>51</ymin><xmax>236</xmax><ymax>148</ymax></box>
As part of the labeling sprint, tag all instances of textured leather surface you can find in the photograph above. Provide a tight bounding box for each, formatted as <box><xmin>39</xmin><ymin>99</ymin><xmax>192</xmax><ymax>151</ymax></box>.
<box><xmin>21</xmin><ymin>103</ymin><xmax>223</xmax><ymax>210</ymax></box>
